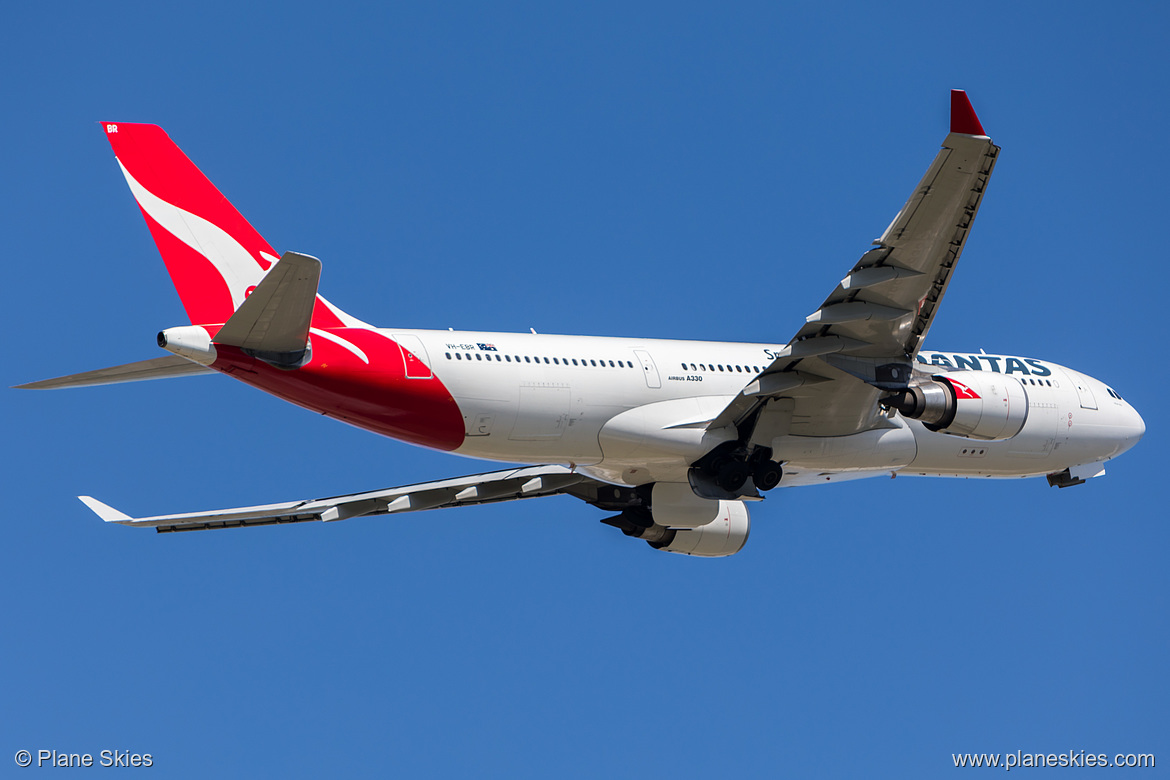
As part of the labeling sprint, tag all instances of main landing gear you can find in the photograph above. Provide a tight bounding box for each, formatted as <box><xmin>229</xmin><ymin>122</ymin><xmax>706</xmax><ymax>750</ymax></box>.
<box><xmin>695</xmin><ymin>443</ymin><xmax>783</xmax><ymax>495</ymax></box>
<box><xmin>752</xmin><ymin>458</ymin><xmax>783</xmax><ymax>491</ymax></box>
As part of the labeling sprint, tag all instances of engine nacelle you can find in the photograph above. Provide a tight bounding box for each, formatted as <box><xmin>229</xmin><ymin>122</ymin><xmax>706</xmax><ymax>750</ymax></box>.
<box><xmin>887</xmin><ymin>371</ymin><xmax>1028</xmax><ymax>440</ymax></box>
<box><xmin>601</xmin><ymin>487</ymin><xmax>750</xmax><ymax>557</ymax></box>
<box><xmin>655</xmin><ymin>499</ymin><xmax>750</xmax><ymax>557</ymax></box>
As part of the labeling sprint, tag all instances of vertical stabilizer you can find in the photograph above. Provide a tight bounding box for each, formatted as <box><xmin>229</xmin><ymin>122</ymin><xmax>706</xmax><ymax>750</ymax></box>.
<box><xmin>101</xmin><ymin>122</ymin><xmax>360</xmax><ymax>329</ymax></box>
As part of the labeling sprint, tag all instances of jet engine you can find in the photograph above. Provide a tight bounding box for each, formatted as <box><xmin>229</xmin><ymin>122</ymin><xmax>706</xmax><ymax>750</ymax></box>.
<box><xmin>885</xmin><ymin>371</ymin><xmax>1028</xmax><ymax>440</ymax></box>
<box><xmin>601</xmin><ymin>485</ymin><xmax>750</xmax><ymax>557</ymax></box>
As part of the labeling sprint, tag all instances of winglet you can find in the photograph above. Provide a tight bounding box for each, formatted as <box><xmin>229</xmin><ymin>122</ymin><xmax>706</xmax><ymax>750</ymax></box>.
<box><xmin>950</xmin><ymin>90</ymin><xmax>986</xmax><ymax>136</ymax></box>
<box><xmin>78</xmin><ymin>496</ymin><xmax>133</xmax><ymax>523</ymax></box>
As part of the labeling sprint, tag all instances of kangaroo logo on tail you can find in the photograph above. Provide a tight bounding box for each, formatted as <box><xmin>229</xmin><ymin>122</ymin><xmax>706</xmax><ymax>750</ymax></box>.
<box><xmin>102</xmin><ymin>123</ymin><xmax>360</xmax><ymax>330</ymax></box>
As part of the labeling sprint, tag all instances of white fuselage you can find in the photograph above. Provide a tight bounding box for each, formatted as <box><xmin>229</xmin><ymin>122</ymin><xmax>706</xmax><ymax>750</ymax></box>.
<box><xmin>389</xmin><ymin>329</ymin><xmax>1145</xmax><ymax>489</ymax></box>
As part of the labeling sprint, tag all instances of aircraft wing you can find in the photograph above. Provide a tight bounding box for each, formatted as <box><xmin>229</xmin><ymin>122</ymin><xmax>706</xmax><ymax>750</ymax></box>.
<box><xmin>78</xmin><ymin>465</ymin><xmax>637</xmax><ymax>533</ymax></box>
<box><xmin>711</xmin><ymin>91</ymin><xmax>1000</xmax><ymax>438</ymax></box>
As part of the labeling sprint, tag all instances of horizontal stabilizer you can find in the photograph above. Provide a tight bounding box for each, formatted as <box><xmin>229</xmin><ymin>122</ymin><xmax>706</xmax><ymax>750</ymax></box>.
<box><xmin>15</xmin><ymin>355</ymin><xmax>213</xmax><ymax>390</ymax></box>
<box><xmin>213</xmin><ymin>251</ymin><xmax>321</xmax><ymax>358</ymax></box>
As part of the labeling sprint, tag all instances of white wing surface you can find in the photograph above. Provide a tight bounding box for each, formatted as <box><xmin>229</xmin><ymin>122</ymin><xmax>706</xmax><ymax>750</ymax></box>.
<box><xmin>79</xmin><ymin>465</ymin><xmax>635</xmax><ymax>533</ymax></box>
<box><xmin>711</xmin><ymin>91</ymin><xmax>1000</xmax><ymax>439</ymax></box>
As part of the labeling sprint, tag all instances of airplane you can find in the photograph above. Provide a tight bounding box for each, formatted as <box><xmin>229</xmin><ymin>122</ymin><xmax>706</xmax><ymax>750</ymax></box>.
<box><xmin>18</xmin><ymin>91</ymin><xmax>1144</xmax><ymax>556</ymax></box>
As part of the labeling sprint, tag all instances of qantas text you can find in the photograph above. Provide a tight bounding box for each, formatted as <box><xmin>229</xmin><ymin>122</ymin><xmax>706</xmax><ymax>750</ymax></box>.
<box><xmin>914</xmin><ymin>353</ymin><xmax>1051</xmax><ymax>376</ymax></box>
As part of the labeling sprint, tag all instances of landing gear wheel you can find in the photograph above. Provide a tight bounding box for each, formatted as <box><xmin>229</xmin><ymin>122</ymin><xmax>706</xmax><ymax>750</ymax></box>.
<box><xmin>752</xmin><ymin>460</ymin><xmax>783</xmax><ymax>491</ymax></box>
<box><xmin>715</xmin><ymin>461</ymin><xmax>750</xmax><ymax>492</ymax></box>
<box><xmin>706</xmin><ymin>454</ymin><xmax>732</xmax><ymax>477</ymax></box>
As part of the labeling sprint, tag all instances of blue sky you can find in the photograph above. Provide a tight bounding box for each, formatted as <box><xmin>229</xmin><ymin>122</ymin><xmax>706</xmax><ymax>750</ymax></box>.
<box><xmin>4</xmin><ymin>2</ymin><xmax>1167</xmax><ymax>776</ymax></box>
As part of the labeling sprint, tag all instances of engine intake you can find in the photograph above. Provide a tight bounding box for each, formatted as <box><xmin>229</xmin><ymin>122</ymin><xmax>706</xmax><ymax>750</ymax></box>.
<box><xmin>885</xmin><ymin>371</ymin><xmax>1028</xmax><ymax>440</ymax></box>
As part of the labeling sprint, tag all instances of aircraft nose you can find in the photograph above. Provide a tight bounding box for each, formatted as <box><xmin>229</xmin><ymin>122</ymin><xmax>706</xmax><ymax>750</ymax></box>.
<box><xmin>1121</xmin><ymin>403</ymin><xmax>1145</xmax><ymax>451</ymax></box>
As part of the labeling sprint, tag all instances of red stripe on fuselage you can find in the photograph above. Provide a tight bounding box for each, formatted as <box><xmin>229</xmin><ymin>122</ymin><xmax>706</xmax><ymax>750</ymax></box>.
<box><xmin>210</xmin><ymin>329</ymin><xmax>464</xmax><ymax>450</ymax></box>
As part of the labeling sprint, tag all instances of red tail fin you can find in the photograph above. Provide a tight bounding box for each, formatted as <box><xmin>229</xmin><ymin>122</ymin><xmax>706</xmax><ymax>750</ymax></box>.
<box><xmin>102</xmin><ymin>122</ymin><xmax>351</xmax><ymax>329</ymax></box>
